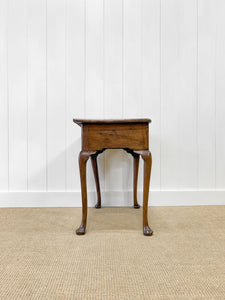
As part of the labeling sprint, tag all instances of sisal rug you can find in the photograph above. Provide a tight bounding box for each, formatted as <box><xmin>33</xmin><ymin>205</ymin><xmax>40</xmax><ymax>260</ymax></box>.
<box><xmin>0</xmin><ymin>206</ymin><xmax>224</xmax><ymax>299</ymax></box>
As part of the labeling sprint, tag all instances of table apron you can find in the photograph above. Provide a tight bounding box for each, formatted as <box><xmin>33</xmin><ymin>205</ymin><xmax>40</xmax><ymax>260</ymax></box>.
<box><xmin>82</xmin><ymin>123</ymin><xmax>149</xmax><ymax>151</ymax></box>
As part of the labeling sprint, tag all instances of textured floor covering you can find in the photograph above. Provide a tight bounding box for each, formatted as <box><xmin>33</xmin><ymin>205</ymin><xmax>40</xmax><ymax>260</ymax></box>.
<box><xmin>0</xmin><ymin>206</ymin><xmax>224</xmax><ymax>299</ymax></box>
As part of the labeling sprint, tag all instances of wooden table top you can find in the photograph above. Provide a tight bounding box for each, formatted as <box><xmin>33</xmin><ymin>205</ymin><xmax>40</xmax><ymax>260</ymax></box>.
<box><xmin>73</xmin><ymin>118</ymin><xmax>152</xmax><ymax>126</ymax></box>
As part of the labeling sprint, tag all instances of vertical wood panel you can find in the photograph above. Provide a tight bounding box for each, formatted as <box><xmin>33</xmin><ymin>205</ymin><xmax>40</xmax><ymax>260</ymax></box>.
<box><xmin>161</xmin><ymin>0</ymin><xmax>197</xmax><ymax>189</ymax></box>
<box><xmin>161</xmin><ymin>0</ymin><xmax>179</xmax><ymax>189</ymax></box>
<box><xmin>86</xmin><ymin>0</ymin><xmax>104</xmax><ymax>192</ymax></box>
<box><xmin>8</xmin><ymin>0</ymin><xmax>28</xmax><ymax>191</ymax></box>
<box><xmin>122</xmin><ymin>0</ymin><xmax>143</xmax><ymax>196</ymax></box>
<box><xmin>215</xmin><ymin>0</ymin><xmax>225</xmax><ymax>189</ymax></box>
<box><xmin>104</xmin><ymin>0</ymin><xmax>123</xmax><ymax>118</ymax></box>
<box><xmin>123</xmin><ymin>0</ymin><xmax>142</xmax><ymax>118</ymax></box>
<box><xmin>27</xmin><ymin>0</ymin><xmax>47</xmax><ymax>191</ymax></box>
<box><xmin>0</xmin><ymin>0</ymin><xmax>8</xmax><ymax>190</ymax></box>
<box><xmin>66</xmin><ymin>0</ymin><xmax>85</xmax><ymax>191</ymax></box>
<box><xmin>85</xmin><ymin>0</ymin><xmax>104</xmax><ymax>118</ymax></box>
<box><xmin>104</xmin><ymin>0</ymin><xmax>124</xmax><ymax>192</ymax></box>
<box><xmin>47</xmin><ymin>0</ymin><xmax>66</xmax><ymax>191</ymax></box>
<box><xmin>0</xmin><ymin>0</ymin><xmax>225</xmax><ymax>196</ymax></box>
<box><xmin>142</xmin><ymin>0</ymin><xmax>161</xmax><ymax>190</ymax></box>
<box><xmin>198</xmin><ymin>0</ymin><xmax>216</xmax><ymax>189</ymax></box>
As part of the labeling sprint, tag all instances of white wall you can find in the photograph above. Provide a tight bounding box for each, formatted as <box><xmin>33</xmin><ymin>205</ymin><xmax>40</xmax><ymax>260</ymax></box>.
<box><xmin>0</xmin><ymin>0</ymin><xmax>225</xmax><ymax>207</ymax></box>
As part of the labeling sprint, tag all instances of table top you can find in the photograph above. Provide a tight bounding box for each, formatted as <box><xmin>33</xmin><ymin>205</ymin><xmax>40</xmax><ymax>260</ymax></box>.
<box><xmin>73</xmin><ymin>118</ymin><xmax>151</xmax><ymax>126</ymax></box>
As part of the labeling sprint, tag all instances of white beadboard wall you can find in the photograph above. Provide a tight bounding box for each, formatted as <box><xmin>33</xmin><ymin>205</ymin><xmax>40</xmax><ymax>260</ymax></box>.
<box><xmin>0</xmin><ymin>0</ymin><xmax>225</xmax><ymax>207</ymax></box>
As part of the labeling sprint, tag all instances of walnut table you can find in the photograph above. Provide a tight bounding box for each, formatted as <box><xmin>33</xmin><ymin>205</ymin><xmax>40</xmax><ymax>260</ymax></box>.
<box><xmin>73</xmin><ymin>119</ymin><xmax>153</xmax><ymax>236</ymax></box>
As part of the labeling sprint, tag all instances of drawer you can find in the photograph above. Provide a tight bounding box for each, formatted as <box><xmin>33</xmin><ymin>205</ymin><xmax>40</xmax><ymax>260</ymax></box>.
<box><xmin>82</xmin><ymin>123</ymin><xmax>149</xmax><ymax>151</ymax></box>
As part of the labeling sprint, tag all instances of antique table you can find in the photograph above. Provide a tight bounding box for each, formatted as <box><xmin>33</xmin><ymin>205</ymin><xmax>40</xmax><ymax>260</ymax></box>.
<box><xmin>73</xmin><ymin>119</ymin><xmax>153</xmax><ymax>236</ymax></box>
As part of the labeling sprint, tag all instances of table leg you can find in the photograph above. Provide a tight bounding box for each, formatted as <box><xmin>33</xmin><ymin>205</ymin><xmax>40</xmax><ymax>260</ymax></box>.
<box><xmin>135</xmin><ymin>150</ymin><xmax>153</xmax><ymax>236</ymax></box>
<box><xmin>133</xmin><ymin>154</ymin><xmax>140</xmax><ymax>209</ymax></box>
<box><xmin>123</xmin><ymin>148</ymin><xmax>140</xmax><ymax>208</ymax></box>
<box><xmin>91</xmin><ymin>154</ymin><xmax>102</xmax><ymax>209</ymax></box>
<box><xmin>76</xmin><ymin>151</ymin><xmax>94</xmax><ymax>235</ymax></box>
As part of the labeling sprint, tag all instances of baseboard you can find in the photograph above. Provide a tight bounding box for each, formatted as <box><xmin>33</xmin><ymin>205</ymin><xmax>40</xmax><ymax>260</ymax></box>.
<box><xmin>0</xmin><ymin>190</ymin><xmax>225</xmax><ymax>207</ymax></box>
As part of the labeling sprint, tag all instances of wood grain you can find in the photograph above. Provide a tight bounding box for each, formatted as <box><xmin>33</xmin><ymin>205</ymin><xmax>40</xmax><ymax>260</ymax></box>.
<box><xmin>81</xmin><ymin>123</ymin><xmax>149</xmax><ymax>151</ymax></box>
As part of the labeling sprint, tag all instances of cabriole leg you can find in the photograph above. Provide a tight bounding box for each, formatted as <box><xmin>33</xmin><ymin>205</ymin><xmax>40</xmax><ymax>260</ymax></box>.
<box><xmin>135</xmin><ymin>150</ymin><xmax>153</xmax><ymax>236</ymax></box>
<box><xmin>91</xmin><ymin>154</ymin><xmax>102</xmax><ymax>209</ymax></box>
<box><xmin>133</xmin><ymin>154</ymin><xmax>140</xmax><ymax>209</ymax></box>
<box><xmin>76</xmin><ymin>151</ymin><xmax>93</xmax><ymax>235</ymax></box>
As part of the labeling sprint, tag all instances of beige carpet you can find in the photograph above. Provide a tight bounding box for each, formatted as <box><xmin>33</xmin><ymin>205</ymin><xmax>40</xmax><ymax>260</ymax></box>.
<box><xmin>0</xmin><ymin>206</ymin><xmax>224</xmax><ymax>299</ymax></box>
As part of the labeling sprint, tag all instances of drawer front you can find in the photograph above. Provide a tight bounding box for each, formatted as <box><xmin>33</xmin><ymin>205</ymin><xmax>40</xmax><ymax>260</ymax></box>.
<box><xmin>82</xmin><ymin>123</ymin><xmax>149</xmax><ymax>151</ymax></box>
